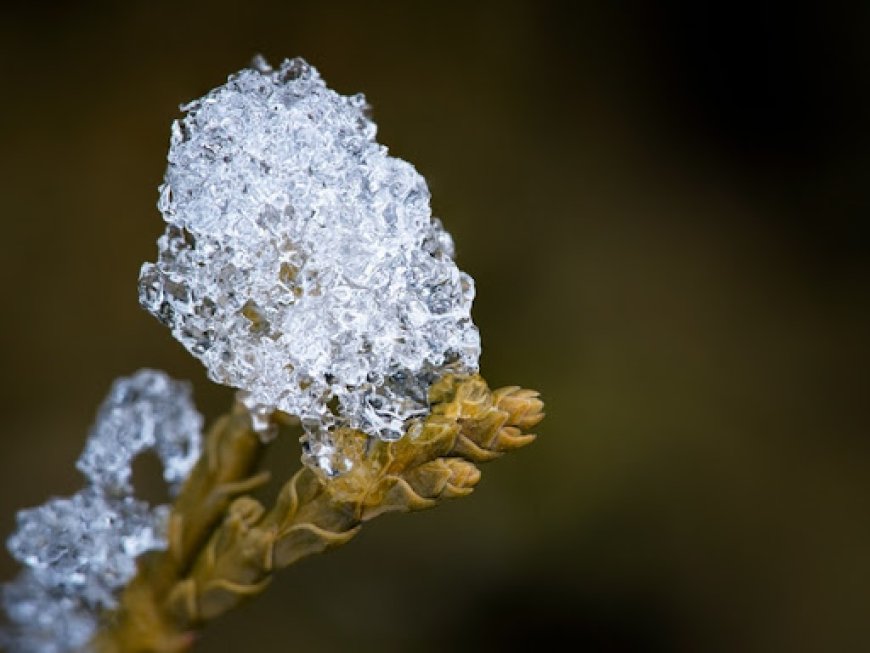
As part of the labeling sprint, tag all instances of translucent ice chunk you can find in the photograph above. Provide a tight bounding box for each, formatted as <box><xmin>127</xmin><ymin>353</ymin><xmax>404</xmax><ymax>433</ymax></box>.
<box><xmin>139</xmin><ymin>57</ymin><xmax>481</xmax><ymax>474</ymax></box>
<box><xmin>1</xmin><ymin>571</ymin><xmax>96</xmax><ymax>653</ymax></box>
<box><xmin>6</xmin><ymin>489</ymin><xmax>165</xmax><ymax>609</ymax></box>
<box><xmin>76</xmin><ymin>369</ymin><xmax>203</xmax><ymax>495</ymax></box>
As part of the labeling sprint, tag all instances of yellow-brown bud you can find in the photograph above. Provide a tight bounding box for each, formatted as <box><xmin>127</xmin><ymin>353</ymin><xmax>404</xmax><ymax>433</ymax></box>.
<box><xmin>493</xmin><ymin>386</ymin><xmax>545</xmax><ymax>430</ymax></box>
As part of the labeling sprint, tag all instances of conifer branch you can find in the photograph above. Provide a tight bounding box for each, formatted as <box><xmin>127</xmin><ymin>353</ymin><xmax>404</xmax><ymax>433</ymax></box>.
<box><xmin>93</xmin><ymin>375</ymin><xmax>543</xmax><ymax>652</ymax></box>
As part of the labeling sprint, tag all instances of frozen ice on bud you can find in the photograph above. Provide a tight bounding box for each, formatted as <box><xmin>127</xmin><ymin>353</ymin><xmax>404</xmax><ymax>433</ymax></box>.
<box><xmin>1</xmin><ymin>571</ymin><xmax>96</xmax><ymax>653</ymax></box>
<box><xmin>7</xmin><ymin>489</ymin><xmax>164</xmax><ymax>609</ymax></box>
<box><xmin>138</xmin><ymin>57</ymin><xmax>481</xmax><ymax>475</ymax></box>
<box><xmin>76</xmin><ymin>369</ymin><xmax>203</xmax><ymax>495</ymax></box>
<box><xmin>2</xmin><ymin>370</ymin><xmax>203</xmax><ymax>652</ymax></box>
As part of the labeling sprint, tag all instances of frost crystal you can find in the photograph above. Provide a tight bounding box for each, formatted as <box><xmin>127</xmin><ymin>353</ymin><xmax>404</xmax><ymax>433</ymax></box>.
<box><xmin>7</xmin><ymin>491</ymin><xmax>164</xmax><ymax>609</ymax></box>
<box><xmin>2</xmin><ymin>370</ymin><xmax>203</xmax><ymax>652</ymax></box>
<box><xmin>138</xmin><ymin>57</ymin><xmax>480</xmax><ymax>475</ymax></box>
<box><xmin>77</xmin><ymin>370</ymin><xmax>203</xmax><ymax>495</ymax></box>
<box><xmin>2</xmin><ymin>572</ymin><xmax>96</xmax><ymax>653</ymax></box>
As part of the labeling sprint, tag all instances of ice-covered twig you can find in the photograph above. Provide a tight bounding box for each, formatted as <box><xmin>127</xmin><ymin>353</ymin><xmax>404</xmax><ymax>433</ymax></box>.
<box><xmin>4</xmin><ymin>56</ymin><xmax>544</xmax><ymax>653</ymax></box>
<box><xmin>92</xmin><ymin>376</ymin><xmax>543</xmax><ymax>651</ymax></box>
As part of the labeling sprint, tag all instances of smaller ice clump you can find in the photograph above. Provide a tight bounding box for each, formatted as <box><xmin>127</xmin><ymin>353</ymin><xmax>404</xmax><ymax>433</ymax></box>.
<box><xmin>2</xmin><ymin>370</ymin><xmax>203</xmax><ymax>653</ymax></box>
<box><xmin>139</xmin><ymin>57</ymin><xmax>480</xmax><ymax>476</ymax></box>
<box><xmin>77</xmin><ymin>369</ymin><xmax>202</xmax><ymax>495</ymax></box>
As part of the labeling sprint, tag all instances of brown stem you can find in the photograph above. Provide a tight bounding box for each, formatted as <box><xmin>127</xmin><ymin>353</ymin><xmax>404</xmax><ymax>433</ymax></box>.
<box><xmin>93</xmin><ymin>402</ymin><xmax>267</xmax><ymax>653</ymax></box>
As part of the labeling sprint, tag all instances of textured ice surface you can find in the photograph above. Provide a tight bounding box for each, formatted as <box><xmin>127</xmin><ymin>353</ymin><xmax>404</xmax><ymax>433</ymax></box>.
<box><xmin>139</xmin><ymin>57</ymin><xmax>480</xmax><ymax>475</ymax></box>
<box><xmin>2</xmin><ymin>370</ymin><xmax>202</xmax><ymax>652</ymax></box>
<box><xmin>2</xmin><ymin>572</ymin><xmax>96</xmax><ymax>653</ymax></box>
<box><xmin>7</xmin><ymin>490</ymin><xmax>165</xmax><ymax>609</ymax></box>
<box><xmin>77</xmin><ymin>370</ymin><xmax>202</xmax><ymax>495</ymax></box>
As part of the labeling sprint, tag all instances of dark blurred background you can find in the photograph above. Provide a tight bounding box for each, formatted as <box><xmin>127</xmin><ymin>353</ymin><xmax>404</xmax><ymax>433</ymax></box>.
<box><xmin>1</xmin><ymin>1</ymin><xmax>868</xmax><ymax>651</ymax></box>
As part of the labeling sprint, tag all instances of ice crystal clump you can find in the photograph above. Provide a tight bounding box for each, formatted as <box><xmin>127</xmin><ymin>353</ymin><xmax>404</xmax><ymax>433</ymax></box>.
<box><xmin>2</xmin><ymin>572</ymin><xmax>96</xmax><ymax>653</ymax></box>
<box><xmin>77</xmin><ymin>370</ymin><xmax>203</xmax><ymax>495</ymax></box>
<box><xmin>7</xmin><ymin>491</ymin><xmax>165</xmax><ymax>608</ymax></box>
<box><xmin>139</xmin><ymin>56</ymin><xmax>480</xmax><ymax>475</ymax></box>
<box><xmin>2</xmin><ymin>370</ymin><xmax>203</xmax><ymax>653</ymax></box>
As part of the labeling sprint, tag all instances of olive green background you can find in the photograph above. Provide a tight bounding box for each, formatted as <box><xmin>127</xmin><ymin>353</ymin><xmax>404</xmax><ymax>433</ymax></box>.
<box><xmin>1</xmin><ymin>2</ymin><xmax>868</xmax><ymax>651</ymax></box>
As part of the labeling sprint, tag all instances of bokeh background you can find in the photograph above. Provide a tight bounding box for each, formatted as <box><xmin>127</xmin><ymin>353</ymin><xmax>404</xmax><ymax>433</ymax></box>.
<box><xmin>1</xmin><ymin>2</ymin><xmax>868</xmax><ymax>651</ymax></box>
